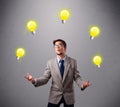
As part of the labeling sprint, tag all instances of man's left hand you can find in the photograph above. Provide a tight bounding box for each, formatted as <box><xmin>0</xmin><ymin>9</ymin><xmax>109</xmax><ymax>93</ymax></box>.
<box><xmin>81</xmin><ymin>81</ymin><xmax>91</xmax><ymax>90</ymax></box>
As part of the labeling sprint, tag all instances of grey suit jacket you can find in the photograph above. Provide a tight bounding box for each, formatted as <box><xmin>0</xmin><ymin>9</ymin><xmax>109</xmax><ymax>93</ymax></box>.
<box><xmin>33</xmin><ymin>55</ymin><xmax>83</xmax><ymax>105</ymax></box>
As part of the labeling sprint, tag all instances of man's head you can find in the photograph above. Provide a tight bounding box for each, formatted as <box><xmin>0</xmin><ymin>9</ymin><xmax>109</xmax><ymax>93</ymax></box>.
<box><xmin>53</xmin><ymin>39</ymin><xmax>67</xmax><ymax>56</ymax></box>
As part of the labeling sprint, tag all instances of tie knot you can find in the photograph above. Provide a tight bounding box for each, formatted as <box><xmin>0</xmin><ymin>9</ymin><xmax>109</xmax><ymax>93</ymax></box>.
<box><xmin>59</xmin><ymin>60</ymin><xmax>64</xmax><ymax>64</ymax></box>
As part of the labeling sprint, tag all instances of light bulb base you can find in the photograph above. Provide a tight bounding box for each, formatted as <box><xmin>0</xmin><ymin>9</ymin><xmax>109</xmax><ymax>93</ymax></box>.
<box><xmin>31</xmin><ymin>31</ymin><xmax>36</xmax><ymax>35</ymax></box>
<box><xmin>97</xmin><ymin>65</ymin><xmax>100</xmax><ymax>68</ymax></box>
<box><xmin>90</xmin><ymin>36</ymin><xmax>94</xmax><ymax>40</ymax></box>
<box><xmin>62</xmin><ymin>20</ymin><xmax>66</xmax><ymax>24</ymax></box>
<box><xmin>16</xmin><ymin>57</ymin><xmax>20</xmax><ymax>60</ymax></box>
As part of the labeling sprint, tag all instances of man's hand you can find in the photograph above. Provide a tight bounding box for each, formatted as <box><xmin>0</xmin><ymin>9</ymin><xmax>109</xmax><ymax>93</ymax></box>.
<box><xmin>81</xmin><ymin>80</ymin><xmax>91</xmax><ymax>90</ymax></box>
<box><xmin>24</xmin><ymin>73</ymin><xmax>35</xmax><ymax>83</ymax></box>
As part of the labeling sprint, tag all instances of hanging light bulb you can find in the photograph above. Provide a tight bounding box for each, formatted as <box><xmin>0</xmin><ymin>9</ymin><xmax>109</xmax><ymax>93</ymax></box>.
<box><xmin>92</xmin><ymin>55</ymin><xmax>103</xmax><ymax>68</ymax></box>
<box><xmin>89</xmin><ymin>26</ymin><xmax>101</xmax><ymax>40</ymax></box>
<box><xmin>16</xmin><ymin>48</ymin><xmax>26</xmax><ymax>60</ymax></box>
<box><xmin>59</xmin><ymin>9</ymin><xmax>71</xmax><ymax>24</ymax></box>
<box><xmin>26</xmin><ymin>20</ymin><xmax>38</xmax><ymax>35</ymax></box>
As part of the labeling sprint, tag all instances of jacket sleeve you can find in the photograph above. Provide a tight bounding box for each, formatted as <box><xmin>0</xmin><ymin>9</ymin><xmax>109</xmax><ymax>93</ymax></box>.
<box><xmin>33</xmin><ymin>61</ymin><xmax>51</xmax><ymax>87</ymax></box>
<box><xmin>73</xmin><ymin>60</ymin><xmax>84</xmax><ymax>90</ymax></box>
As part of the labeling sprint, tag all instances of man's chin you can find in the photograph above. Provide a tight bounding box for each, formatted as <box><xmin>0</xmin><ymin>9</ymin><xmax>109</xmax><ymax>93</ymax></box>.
<box><xmin>57</xmin><ymin>53</ymin><xmax>63</xmax><ymax>55</ymax></box>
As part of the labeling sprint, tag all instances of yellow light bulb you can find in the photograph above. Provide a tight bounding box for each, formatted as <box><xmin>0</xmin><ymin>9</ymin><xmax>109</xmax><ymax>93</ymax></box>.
<box><xmin>89</xmin><ymin>26</ymin><xmax>101</xmax><ymax>40</ymax></box>
<box><xmin>59</xmin><ymin>9</ymin><xmax>71</xmax><ymax>24</ymax></box>
<box><xmin>93</xmin><ymin>55</ymin><xmax>102</xmax><ymax>68</ymax></box>
<box><xmin>26</xmin><ymin>20</ymin><xmax>38</xmax><ymax>35</ymax></box>
<box><xmin>16</xmin><ymin>48</ymin><xmax>26</xmax><ymax>60</ymax></box>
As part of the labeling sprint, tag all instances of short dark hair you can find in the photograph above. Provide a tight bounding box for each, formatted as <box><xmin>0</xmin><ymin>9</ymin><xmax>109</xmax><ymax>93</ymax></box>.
<box><xmin>53</xmin><ymin>39</ymin><xmax>67</xmax><ymax>48</ymax></box>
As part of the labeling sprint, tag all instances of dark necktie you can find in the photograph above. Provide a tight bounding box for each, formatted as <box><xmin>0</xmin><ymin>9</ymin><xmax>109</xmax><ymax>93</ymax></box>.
<box><xmin>59</xmin><ymin>60</ymin><xmax>64</xmax><ymax>78</ymax></box>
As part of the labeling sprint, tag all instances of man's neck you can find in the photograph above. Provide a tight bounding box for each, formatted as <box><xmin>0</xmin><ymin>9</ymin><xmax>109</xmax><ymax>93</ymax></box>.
<box><xmin>57</xmin><ymin>54</ymin><xmax>66</xmax><ymax>60</ymax></box>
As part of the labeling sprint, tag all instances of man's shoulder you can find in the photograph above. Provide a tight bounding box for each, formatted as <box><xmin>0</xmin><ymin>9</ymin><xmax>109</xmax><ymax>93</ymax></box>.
<box><xmin>66</xmin><ymin>55</ymin><xmax>76</xmax><ymax>62</ymax></box>
<box><xmin>67</xmin><ymin>56</ymin><xmax>75</xmax><ymax>60</ymax></box>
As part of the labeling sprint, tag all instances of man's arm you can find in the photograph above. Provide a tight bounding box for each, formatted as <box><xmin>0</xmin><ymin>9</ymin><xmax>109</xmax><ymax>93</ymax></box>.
<box><xmin>73</xmin><ymin>60</ymin><xmax>90</xmax><ymax>90</ymax></box>
<box><xmin>25</xmin><ymin>61</ymin><xmax>51</xmax><ymax>87</ymax></box>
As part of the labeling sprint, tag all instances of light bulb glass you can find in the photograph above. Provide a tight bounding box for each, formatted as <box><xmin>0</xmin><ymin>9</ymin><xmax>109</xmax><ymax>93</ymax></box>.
<box><xmin>59</xmin><ymin>9</ymin><xmax>71</xmax><ymax>23</ymax></box>
<box><xmin>16</xmin><ymin>48</ymin><xmax>26</xmax><ymax>60</ymax></box>
<box><xmin>26</xmin><ymin>20</ymin><xmax>38</xmax><ymax>32</ymax></box>
<box><xmin>89</xmin><ymin>26</ymin><xmax>101</xmax><ymax>39</ymax></box>
<box><xmin>92</xmin><ymin>55</ymin><xmax>103</xmax><ymax>68</ymax></box>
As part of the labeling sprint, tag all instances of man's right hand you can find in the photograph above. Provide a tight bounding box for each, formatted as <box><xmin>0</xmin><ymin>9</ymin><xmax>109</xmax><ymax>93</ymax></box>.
<box><xmin>24</xmin><ymin>73</ymin><xmax>35</xmax><ymax>83</ymax></box>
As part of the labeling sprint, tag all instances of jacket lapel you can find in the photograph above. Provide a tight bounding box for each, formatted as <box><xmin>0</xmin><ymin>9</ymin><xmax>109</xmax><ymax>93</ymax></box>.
<box><xmin>62</xmin><ymin>56</ymin><xmax>70</xmax><ymax>83</ymax></box>
<box><xmin>54</xmin><ymin>58</ymin><xmax>63</xmax><ymax>82</ymax></box>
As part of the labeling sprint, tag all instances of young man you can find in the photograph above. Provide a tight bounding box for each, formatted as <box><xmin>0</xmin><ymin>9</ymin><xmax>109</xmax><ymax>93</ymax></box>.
<box><xmin>25</xmin><ymin>39</ymin><xmax>91</xmax><ymax>107</ymax></box>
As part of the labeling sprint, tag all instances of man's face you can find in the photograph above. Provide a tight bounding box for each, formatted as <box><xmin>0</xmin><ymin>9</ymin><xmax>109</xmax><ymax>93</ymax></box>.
<box><xmin>54</xmin><ymin>41</ymin><xmax>66</xmax><ymax>55</ymax></box>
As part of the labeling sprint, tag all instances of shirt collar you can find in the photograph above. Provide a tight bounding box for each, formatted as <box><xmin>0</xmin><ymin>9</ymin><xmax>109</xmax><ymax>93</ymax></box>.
<box><xmin>57</xmin><ymin>55</ymin><xmax>66</xmax><ymax>63</ymax></box>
